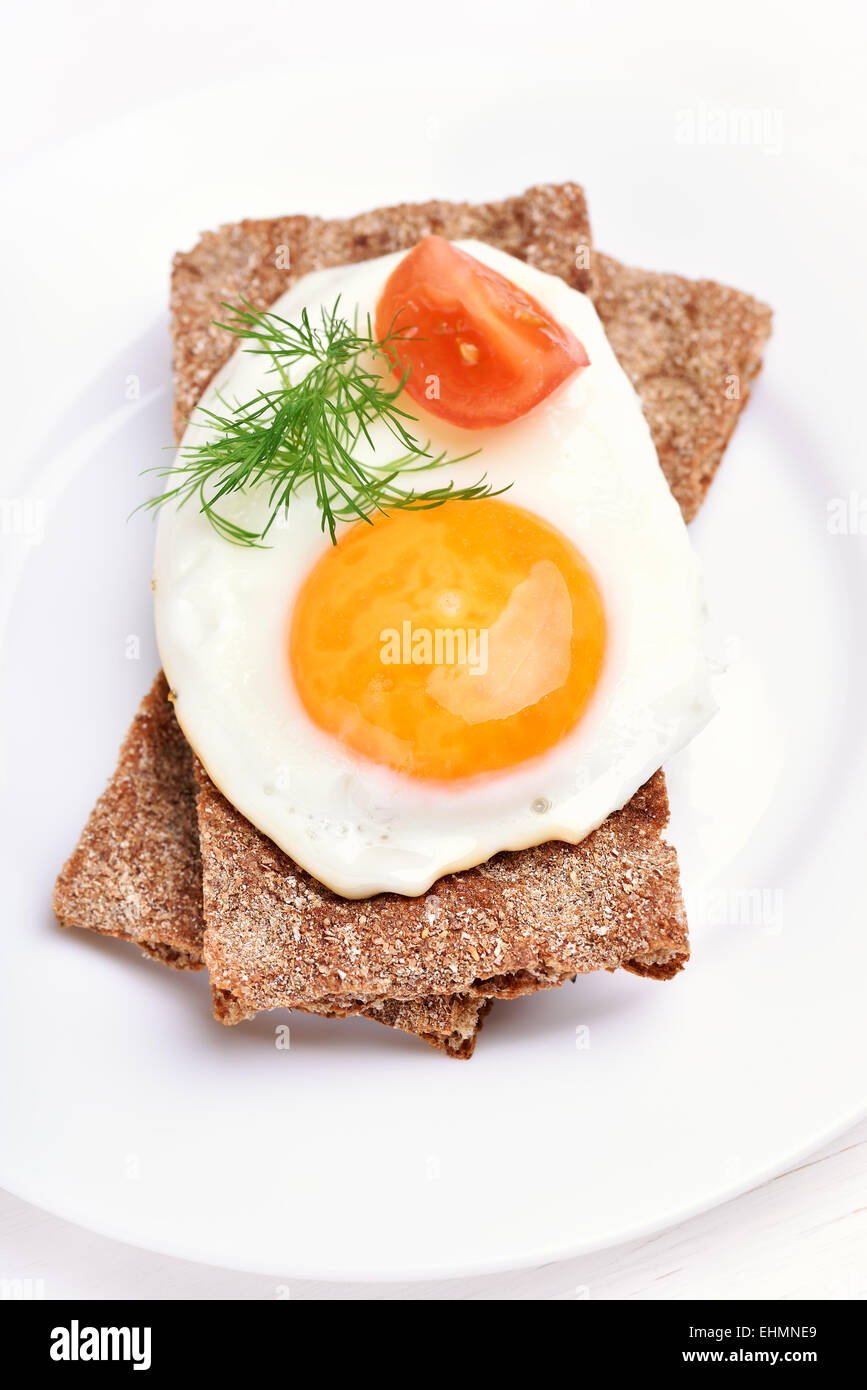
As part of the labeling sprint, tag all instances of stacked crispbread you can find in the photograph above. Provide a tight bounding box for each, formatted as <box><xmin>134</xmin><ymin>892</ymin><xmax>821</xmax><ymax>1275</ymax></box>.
<box><xmin>53</xmin><ymin>184</ymin><xmax>771</xmax><ymax>1057</ymax></box>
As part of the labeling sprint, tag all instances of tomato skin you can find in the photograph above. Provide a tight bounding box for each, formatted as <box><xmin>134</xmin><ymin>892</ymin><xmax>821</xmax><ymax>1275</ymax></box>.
<box><xmin>375</xmin><ymin>236</ymin><xmax>589</xmax><ymax>430</ymax></box>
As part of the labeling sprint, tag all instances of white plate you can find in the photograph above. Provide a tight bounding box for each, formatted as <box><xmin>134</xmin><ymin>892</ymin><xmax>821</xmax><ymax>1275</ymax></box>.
<box><xmin>1</xmin><ymin>28</ymin><xmax>866</xmax><ymax>1280</ymax></box>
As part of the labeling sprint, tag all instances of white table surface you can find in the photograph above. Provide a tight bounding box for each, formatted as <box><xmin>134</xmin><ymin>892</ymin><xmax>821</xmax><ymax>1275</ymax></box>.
<box><xmin>3</xmin><ymin>0</ymin><xmax>865</xmax><ymax>1299</ymax></box>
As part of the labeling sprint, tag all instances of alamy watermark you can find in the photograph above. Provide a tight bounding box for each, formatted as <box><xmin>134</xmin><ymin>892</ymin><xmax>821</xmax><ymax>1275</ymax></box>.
<box><xmin>50</xmin><ymin>1321</ymin><xmax>151</xmax><ymax>1371</ymax></box>
<box><xmin>1</xmin><ymin>1277</ymin><xmax>45</xmax><ymax>1299</ymax></box>
<box><xmin>698</xmin><ymin>886</ymin><xmax>784</xmax><ymax>935</ymax></box>
<box><xmin>675</xmin><ymin>104</ymin><xmax>784</xmax><ymax>156</ymax></box>
<box><xmin>827</xmin><ymin>492</ymin><xmax>867</xmax><ymax>535</ymax></box>
<box><xmin>380</xmin><ymin>622</ymin><xmax>489</xmax><ymax>675</ymax></box>
<box><xmin>0</xmin><ymin>497</ymin><xmax>44</xmax><ymax>546</ymax></box>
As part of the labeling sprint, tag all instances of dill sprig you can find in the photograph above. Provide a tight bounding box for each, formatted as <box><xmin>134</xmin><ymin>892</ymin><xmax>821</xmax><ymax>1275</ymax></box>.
<box><xmin>142</xmin><ymin>297</ymin><xmax>503</xmax><ymax>545</ymax></box>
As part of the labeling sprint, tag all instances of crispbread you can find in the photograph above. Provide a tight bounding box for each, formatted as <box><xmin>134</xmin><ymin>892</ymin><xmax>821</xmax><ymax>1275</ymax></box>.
<box><xmin>215</xmin><ymin>979</ymin><xmax>492</xmax><ymax>1057</ymax></box>
<box><xmin>54</xmin><ymin>675</ymin><xmax>489</xmax><ymax>1056</ymax></box>
<box><xmin>590</xmin><ymin>253</ymin><xmax>771</xmax><ymax>521</ymax></box>
<box><xmin>197</xmin><ymin>756</ymin><xmax>686</xmax><ymax>1016</ymax></box>
<box><xmin>174</xmin><ymin>188</ymin><xmax>768</xmax><ymax>1025</ymax></box>
<box><xmin>55</xmin><ymin>183</ymin><xmax>772</xmax><ymax>1056</ymax></box>
<box><xmin>53</xmin><ymin>676</ymin><xmax>204</xmax><ymax>969</ymax></box>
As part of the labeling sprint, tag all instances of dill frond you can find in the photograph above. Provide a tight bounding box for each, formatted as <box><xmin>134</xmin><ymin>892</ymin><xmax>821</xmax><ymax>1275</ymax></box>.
<box><xmin>142</xmin><ymin>298</ymin><xmax>505</xmax><ymax>545</ymax></box>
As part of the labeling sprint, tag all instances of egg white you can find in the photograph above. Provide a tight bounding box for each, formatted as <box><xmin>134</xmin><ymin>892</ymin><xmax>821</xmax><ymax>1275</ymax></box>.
<box><xmin>153</xmin><ymin>243</ymin><xmax>715</xmax><ymax>897</ymax></box>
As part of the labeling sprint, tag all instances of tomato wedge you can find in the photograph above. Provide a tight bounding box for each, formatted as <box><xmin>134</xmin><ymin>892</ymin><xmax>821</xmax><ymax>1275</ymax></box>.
<box><xmin>375</xmin><ymin>236</ymin><xmax>589</xmax><ymax>430</ymax></box>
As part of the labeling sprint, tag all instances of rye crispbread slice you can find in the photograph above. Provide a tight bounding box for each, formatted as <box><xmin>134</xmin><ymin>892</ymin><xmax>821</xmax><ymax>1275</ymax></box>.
<box><xmin>55</xmin><ymin>184</ymin><xmax>771</xmax><ymax>1050</ymax></box>
<box><xmin>52</xmin><ymin>677</ymin><xmax>203</xmax><ymax>970</ymax></box>
<box><xmin>590</xmin><ymin>252</ymin><xmax>771</xmax><ymax>522</ymax></box>
<box><xmin>172</xmin><ymin>188</ymin><xmax>769</xmax><ymax>1023</ymax></box>
<box><xmin>197</xmin><ymin>756</ymin><xmax>685</xmax><ymax>1017</ymax></box>
<box><xmin>53</xmin><ymin>675</ymin><xmax>491</xmax><ymax>1056</ymax></box>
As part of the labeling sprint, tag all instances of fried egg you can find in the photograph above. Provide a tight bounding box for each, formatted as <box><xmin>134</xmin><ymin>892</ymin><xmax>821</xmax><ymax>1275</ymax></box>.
<box><xmin>154</xmin><ymin>242</ymin><xmax>715</xmax><ymax>897</ymax></box>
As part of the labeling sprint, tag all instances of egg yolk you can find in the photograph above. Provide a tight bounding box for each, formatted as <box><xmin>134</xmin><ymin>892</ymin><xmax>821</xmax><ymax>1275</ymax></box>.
<box><xmin>289</xmin><ymin>499</ymin><xmax>606</xmax><ymax>781</ymax></box>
